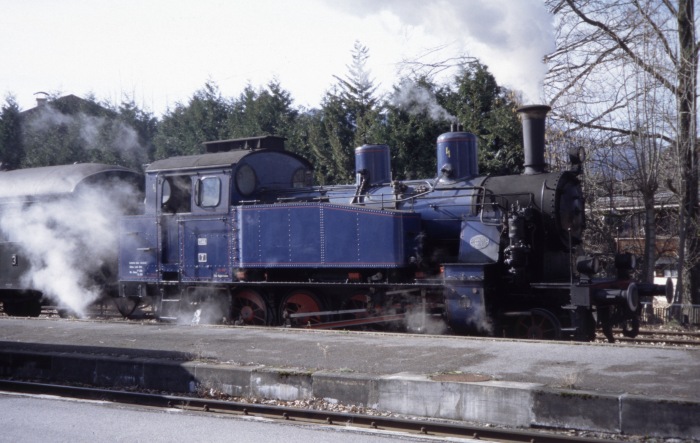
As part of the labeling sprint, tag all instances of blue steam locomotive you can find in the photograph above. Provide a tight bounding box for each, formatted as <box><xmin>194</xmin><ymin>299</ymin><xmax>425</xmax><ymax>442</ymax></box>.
<box><xmin>117</xmin><ymin>105</ymin><xmax>670</xmax><ymax>341</ymax></box>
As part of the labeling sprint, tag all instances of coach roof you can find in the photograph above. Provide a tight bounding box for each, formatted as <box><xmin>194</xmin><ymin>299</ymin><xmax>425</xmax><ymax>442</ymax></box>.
<box><xmin>0</xmin><ymin>163</ymin><xmax>139</xmax><ymax>200</ymax></box>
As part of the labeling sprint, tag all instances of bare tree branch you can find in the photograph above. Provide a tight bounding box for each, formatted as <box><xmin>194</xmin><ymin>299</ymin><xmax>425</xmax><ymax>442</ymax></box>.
<box><xmin>633</xmin><ymin>0</ymin><xmax>677</xmax><ymax>65</ymax></box>
<box><xmin>564</xmin><ymin>0</ymin><xmax>677</xmax><ymax>95</ymax></box>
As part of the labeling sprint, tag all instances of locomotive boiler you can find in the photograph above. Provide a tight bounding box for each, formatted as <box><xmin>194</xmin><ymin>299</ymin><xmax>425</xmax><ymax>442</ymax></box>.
<box><xmin>117</xmin><ymin>105</ymin><xmax>670</xmax><ymax>341</ymax></box>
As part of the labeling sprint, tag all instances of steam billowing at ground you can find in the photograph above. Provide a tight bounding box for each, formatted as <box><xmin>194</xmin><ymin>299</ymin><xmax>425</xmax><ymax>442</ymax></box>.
<box><xmin>0</xmin><ymin>177</ymin><xmax>141</xmax><ymax>317</ymax></box>
<box><xmin>405</xmin><ymin>309</ymin><xmax>448</xmax><ymax>335</ymax></box>
<box><xmin>329</xmin><ymin>0</ymin><xmax>555</xmax><ymax>102</ymax></box>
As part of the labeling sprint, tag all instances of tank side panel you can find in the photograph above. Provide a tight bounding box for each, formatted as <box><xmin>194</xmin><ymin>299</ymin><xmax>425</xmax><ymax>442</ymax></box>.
<box><xmin>237</xmin><ymin>203</ymin><xmax>419</xmax><ymax>268</ymax></box>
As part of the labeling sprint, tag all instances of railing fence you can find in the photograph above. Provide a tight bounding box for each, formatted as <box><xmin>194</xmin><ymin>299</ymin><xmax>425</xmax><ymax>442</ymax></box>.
<box><xmin>640</xmin><ymin>302</ymin><xmax>700</xmax><ymax>326</ymax></box>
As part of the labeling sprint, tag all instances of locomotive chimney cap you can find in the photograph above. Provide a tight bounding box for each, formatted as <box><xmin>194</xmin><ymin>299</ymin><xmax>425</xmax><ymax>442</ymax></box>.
<box><xmin>517</xmin><ymin>104</ymin><xmax>551</xmax><ymax>118</ymax></box>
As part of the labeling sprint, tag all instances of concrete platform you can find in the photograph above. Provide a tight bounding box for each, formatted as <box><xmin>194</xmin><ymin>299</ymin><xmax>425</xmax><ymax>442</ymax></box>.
<box><xmin>0</xmin><ymin>317</ymin><xmax>698</xmax><ymax>439</ymax></box>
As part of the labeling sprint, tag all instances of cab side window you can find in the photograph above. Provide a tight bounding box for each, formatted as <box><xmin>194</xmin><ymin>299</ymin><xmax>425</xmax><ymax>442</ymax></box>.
<box><xmin>196</xmin><ymin>177</ymin><xmax>221</xmax><ymax>208</ymax></box>
<box><xmin>161</xmin><ymin>175</ymin><xmax>192</xmax><ymax>213</ymax></box>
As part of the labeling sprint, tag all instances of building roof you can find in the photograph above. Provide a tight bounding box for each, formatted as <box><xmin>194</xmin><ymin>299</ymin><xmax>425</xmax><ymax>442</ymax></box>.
<box><xmin>19</xmin><ymin>94</ymin><xmax>114</xmax><ymax>119</ymax></box>
<box><xmin>593</xmin><ymin>190</ymin><xmax>677</xmax><ymax>212</ymax></box>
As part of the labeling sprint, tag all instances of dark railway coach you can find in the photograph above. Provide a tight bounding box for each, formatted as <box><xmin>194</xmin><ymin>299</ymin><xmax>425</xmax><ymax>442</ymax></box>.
<box><xmin>0</xmin><ymin>163</ymin><xmax>143</xmax><ymax>316</ymax></box>
<box><xmin>117</xmin><ymin>107</ymin><xmax>671</xmax><ymax>341</ymax></box>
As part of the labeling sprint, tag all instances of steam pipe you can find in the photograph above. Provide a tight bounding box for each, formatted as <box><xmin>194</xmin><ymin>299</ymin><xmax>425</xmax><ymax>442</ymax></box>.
<box><xmin>517</xmin><ymin>105</ymin><xmax>551</xmax><ymax>175</ymax></box>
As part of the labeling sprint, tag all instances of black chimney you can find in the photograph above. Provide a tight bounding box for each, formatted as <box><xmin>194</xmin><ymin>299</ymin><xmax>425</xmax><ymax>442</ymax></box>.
<box><xmin>517</xmin><ymin>105</ymin><xmax>550</xmax><ymax>175</ymax></box>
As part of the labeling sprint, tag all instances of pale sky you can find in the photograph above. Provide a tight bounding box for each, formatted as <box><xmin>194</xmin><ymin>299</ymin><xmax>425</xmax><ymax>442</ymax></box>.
<box><xmin>1</xmin><ymin>0</ymin><xmax>554</xmax><ymax>115</ymax></box>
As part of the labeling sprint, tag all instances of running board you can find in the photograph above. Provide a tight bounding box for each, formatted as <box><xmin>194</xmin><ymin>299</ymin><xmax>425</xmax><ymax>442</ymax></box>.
<box><xmin>288</xmin><ymin>308</ymin><xmax>367</xmax><ymax>318</ymax></box>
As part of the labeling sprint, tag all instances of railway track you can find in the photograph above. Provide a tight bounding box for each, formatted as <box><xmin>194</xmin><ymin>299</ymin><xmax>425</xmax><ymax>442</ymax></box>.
<box><xmin>0</xmin><ymin>379</ymin><xmax>625</xmax><ymax>443</ymax></box>
<box><xmin>611</xmin><ymin>329</ymin><xmax>700</xmax><ymax>347</ymax></box>
<box><xmin>14</xmin><ymin>304</ymin><xmax>700</xmax><ymax>347</ymax></box>
<box><xmin>635</xmin><ymin>328</ymin><xmax>700</xmax><ymax>337</ymax></box>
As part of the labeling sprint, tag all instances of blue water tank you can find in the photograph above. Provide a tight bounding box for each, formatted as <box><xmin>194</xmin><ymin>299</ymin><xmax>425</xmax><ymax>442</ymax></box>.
<box><xmin>355</xmin><ymin>144</ymin><xmax>392</xmax><ymax>186</ymax></box>
<box><xmin>436</xmin><ymin>132</ymin><xmax>478</xmax><ymax>180</ymax></box>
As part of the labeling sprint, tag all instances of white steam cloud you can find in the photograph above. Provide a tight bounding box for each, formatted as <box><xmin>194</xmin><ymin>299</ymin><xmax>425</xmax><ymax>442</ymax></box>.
<box><xmin>466</xmin><ymin>301</ymin><xmax>494</xmax><ymax>335</ymax></box>
<box><xmin>328</xmin><ymin>0</ymin><xmax>555</xmax><ymax>103</ymax></box>
<box><xmin>0</xmin><ymin>181</ymin><xmax>140</xmax><ymax>317</ymax></box>
<box><xmin>180</xmin><ymin>288</ymin><xmax>231</xmax><ymax>326</ymax></box>
<box><xmin>391</xmin><ymin>79</ymin><xmax>456</xmax><ymax>122</ymax></box>
<box><xmin>26</xmin><ymin>104</ymin><xmax>148</xmax><ymax>165</ymax></box>
<box><xmin>405</xmin><ymin>309</ymin><xmax>448</xmax><ymax>335</ymax></box>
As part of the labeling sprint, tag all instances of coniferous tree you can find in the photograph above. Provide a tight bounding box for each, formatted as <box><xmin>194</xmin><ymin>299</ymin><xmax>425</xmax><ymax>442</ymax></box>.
<box><xmin>333</xmin><ymin>40</ymin><xmax>381</xmax><ymax>147</ymax></box>
<box><xmin>20</xmin><ymin>94</ymin><xmax>117</xmax><ymax>167</ymax></box>
<box><xmin>443</xmin><ymin>63</ymin><xmax>523</xmax><ymax>175</ymax></box>
<box><xmin>376</xmin><ymin>77</ymin><xmax>450</xmax><ymax>180</ymax></box>
<box><xmin>310</xmin><ymin>41</ymin><xmax>382</xmax><ymax>184</ymax></box>
<box><xmin>17</xmin><ymin>94</ymin><xmax>153</xmax><ymax>169</ymax></box>
<box><xmin>228</xmin><ymin>80</ymin><xmax>298</xmax><ymax>140</ymax></box>
<box><xmin>383</xmin><ymin>63</ymin><xmax>522</xmax><ymax>179</ymax></box>
<box><xmin>116</xmin><ymin>98</ymin><xmax>158</xmax><ymax>168</ymax></box>
<box><xmin>0</xmin><ymin>96</ymin><xmax>24</xmax><ymax>170</ymax></box>
<box><xmin>153</xmin><ymin>81</ymin><xmax>231</xmax><ymax>158</ymax></box>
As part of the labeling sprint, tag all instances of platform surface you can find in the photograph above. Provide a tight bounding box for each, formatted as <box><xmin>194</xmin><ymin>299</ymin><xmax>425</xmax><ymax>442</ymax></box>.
<box><xmin>1</xmin><ymin>317</ymin><xmax>698</xmax><ymax>398</ymax></box>
<box><xmin>1</xmin><ymin>317</ymin><xmax>698</xmax><ymax>439</ymax></box>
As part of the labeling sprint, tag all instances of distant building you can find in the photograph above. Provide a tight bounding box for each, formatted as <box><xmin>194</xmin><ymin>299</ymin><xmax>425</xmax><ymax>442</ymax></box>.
<box><xmin>20</xmin><ymin>94</ymin><xmax>114</xmax><ymax>119</ymax></box>
<box><xmin>594</xmin><ymin>190</ymin><xmax>680</xmax><ymax>286</ymax></box>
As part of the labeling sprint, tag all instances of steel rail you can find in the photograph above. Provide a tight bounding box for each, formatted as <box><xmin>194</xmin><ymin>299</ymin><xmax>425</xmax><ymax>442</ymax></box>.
<box><xmin>625</xmin><ymin>329</ymin><xmax>700</xmax><ymax>337</ymax></box>
<box><xmin>613</xmin><ymin>336</ymin><xmax>700</xmax><ymax>346</ymax></box>
<box><xmin>0</xmin><ymin>379</ymin><xmax>614</xmax><ymax>443</ymax></box>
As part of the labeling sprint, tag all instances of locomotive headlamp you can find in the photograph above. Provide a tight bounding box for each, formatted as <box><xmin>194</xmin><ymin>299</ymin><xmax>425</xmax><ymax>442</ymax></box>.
<box><xmin>568</xmin><ymin>146</ymin><xmax>585</xmax><ymax>173</ymax></box>
<box><xmin>612</xmin><ymin>252</ymin><xmax>638</xmax><ymax>280</ymax></box>
<box><xmin>576</xmin><ymin>256</ymin><xmax>600</xmax><ymax>277</ymax></box>
<box><xmin>614</xmin><ymin>252</ymin><xmax>637</xmax><ymax>271</ymax></box>
<box><xmin>568</xmin><ymin>146</ymin><xmax>585</xmax><ymax>165</ymax></box>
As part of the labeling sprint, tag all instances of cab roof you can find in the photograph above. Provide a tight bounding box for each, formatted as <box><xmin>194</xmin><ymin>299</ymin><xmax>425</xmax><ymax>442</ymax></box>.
<box><xmin>146</xmin><ymin>151</ymin><xmax>252</xmax><ymax>173</ymax></box>
<box><xmin>146</xmin><ymin>149</ymin><xmax>313</xmax><ymax>173</ymax></box>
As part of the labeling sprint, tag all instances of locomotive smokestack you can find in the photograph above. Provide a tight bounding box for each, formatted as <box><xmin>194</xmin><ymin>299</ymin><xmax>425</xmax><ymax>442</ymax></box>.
<box><xmin>517</xmin><ymin>105</ymin><xmax>551</xmax><ymax>175</ymax></box>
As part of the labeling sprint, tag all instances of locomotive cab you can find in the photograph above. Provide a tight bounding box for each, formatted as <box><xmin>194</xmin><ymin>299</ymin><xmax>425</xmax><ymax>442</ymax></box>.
<box><xmin>118</xmin><ymin>136</ymin><xmax>316</xmax><ymax>319</ymax></box>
